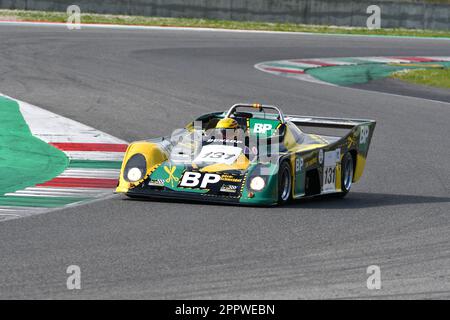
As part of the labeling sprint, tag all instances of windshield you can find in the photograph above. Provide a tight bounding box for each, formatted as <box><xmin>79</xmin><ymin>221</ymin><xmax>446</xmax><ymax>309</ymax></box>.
<box><xmin>169</xmin><ymin>127</ymin><xmax>281</xmax><ymax>165</ymax></box>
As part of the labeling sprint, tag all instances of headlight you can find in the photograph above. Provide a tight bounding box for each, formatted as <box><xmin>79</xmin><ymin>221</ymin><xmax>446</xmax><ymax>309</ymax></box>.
<box><xmin>124</xmin><ymin>153</ymin><xmax>147</xmax><ymax>182</ymax></box>
<box><xmin>127</xmin><ymin>167</ymin><xmax>143</xmax><ymax>182</ymax></box>
<box><xmin>250</xmin><ymin>176</ymin><xmax>265</xmax><ymax>191</ymax></box>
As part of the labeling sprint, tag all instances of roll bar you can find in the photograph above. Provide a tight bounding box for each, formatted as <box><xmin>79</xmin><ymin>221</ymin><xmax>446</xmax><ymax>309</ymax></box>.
<box><xmin>225</xmin><ymin>103</ymin><xmax>286</xmax><ymax>123</ymax></box>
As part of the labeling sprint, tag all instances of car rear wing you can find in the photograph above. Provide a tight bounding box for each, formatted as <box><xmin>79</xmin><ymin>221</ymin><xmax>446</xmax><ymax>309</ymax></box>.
<box><xmin>287</xmin><ymin>115</ymin><xmax>376</xmax><ymax>129</ymax></box>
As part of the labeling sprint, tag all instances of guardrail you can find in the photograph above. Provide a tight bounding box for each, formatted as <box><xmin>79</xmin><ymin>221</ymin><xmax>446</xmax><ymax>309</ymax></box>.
<box><xmin>1</xmin><ymin>0</ymin><xmax>448</xmax><ymax>30</ymax></box>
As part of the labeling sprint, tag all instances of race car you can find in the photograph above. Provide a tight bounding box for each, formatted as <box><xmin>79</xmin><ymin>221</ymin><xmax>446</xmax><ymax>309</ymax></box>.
<box><xmin>116</xmin><ymin>104</ymin><xmax>375</xmax><ymax>206</ymax></box>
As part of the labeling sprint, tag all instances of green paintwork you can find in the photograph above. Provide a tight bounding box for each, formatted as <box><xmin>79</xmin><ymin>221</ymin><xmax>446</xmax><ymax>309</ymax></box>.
<box><xmin>150</xmin><ymin>162</ymin><xmax>207</xmax><ymax>193</ymax></box>
<box><xmin>0</xmin><ymin>96</ymin><xmax>68</xmax><ymax>196</ymax></box>
<box><xmin>239</xmin><ymin>163</ymin><xmax>278</xmax><ymax>205</ymax></box>
<box><xmin>248</xmin><ymin>118</ymin><xmax>281</xmax><ymax>136</ymax></box>
<box><xmin>293</xmin><ymin>155</ymin><xmax>305</xmax><ymax>197</ymax></box>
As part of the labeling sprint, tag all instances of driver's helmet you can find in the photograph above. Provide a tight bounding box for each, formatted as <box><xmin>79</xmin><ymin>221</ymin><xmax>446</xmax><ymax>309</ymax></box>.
<box><xmin>215</xmin><ymin>117</ymin><xmax>240</xmax><ymax>130</ymax></box>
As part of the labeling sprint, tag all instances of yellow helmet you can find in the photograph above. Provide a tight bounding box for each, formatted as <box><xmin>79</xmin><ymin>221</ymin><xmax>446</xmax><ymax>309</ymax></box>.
<box><xmin>216</xmin><ymin>117</ymin><xmax>239</xmax><ymax>129</ymax></box>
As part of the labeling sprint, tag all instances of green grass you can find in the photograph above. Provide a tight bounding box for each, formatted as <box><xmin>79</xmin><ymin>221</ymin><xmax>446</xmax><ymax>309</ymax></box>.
<box><xmin>392</xmin><ymin>68</ymin><xmax>450</xmax><ymax>89</ymax></box>
<box><xmin>0</xmin><ymin>9</ymin><xmax>449</xmax><ymax>38</ymax></box>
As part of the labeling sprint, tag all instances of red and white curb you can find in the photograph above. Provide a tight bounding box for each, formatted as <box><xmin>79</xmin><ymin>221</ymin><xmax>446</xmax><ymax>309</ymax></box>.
<box><xmin>255</xmin><ymin>56</ymin><xmax>450</xmax><ymax>85</ymax></box>
<box><xmin>0</xmin><ymin>94</ymin><xmax>128</xmax><ymax>221</ymax></box>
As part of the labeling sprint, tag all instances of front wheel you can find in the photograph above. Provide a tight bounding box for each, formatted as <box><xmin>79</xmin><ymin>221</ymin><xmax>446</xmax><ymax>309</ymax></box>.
<box><xmin>338</xmin><ymin>152</ymin><xmax>354</xmax><ymax>197</ymax></box>
<box><xmin>278</xmin><ymin>161</ymin><xmax>292</xmax><ymax>205</ymax></box>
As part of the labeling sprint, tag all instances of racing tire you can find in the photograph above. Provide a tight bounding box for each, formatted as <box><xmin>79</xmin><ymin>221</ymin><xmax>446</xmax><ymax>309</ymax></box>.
<box><xmin>338</xmin><ymin>152</ymin><xmax>354</xmax><ymax>198</ymax></box>
<box><xmin>278</xmin><ymin>161</ymin><xmax>292</xmax><ymax>205</ymax></box>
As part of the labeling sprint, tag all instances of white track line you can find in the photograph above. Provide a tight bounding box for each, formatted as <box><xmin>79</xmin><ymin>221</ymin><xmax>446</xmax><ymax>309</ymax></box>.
<box><xmin>6</xmin><ymin>191</ymin><xmax>108</xmax><ymax>197</ymax></box>
<box><xmin>277</xmin><ymin>61</ymin><xmax>320</xmax><ymax>69</ymax></box>
<box><xmin>351</xmin><ymin>57</ymin><xmax>407</xmax><ymax>63</ymax></box>
<box><xmin>17</xmin><ymin>98</ymin><xmax>127</xmax><ymax>145</ymax></box>
<box><xmin>58</xmin><ymin>169</ymin><xmax>120</xmax><ymax>179</ymax></box>
<box><xmin>25</xmin><ymin>187</ymin><xmax>111</xmax><ymax>193</ymax></box>
<box><xmin>0</xmin><ymin>206</ymin><xmax>43</xmax><ymax>212</ymax></box>
<box><xmin>62</xmin><ymin>151</ymin><xmax>125</xmax><ymax>161</ymax></box>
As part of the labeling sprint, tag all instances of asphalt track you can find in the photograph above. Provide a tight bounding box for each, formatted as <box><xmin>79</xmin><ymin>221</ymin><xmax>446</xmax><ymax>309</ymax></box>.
<box><xmin>0</xmin><ymin>25</ymin><xmax>449</xmax><ymax>299</ymax></box>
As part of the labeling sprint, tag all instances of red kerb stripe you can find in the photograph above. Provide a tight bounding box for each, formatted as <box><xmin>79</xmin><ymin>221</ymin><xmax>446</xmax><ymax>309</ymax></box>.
<box><xmin>50</xmin><ymin>142</ymin><xmax>128</xmax><ymax>152</ymax></box>
<box><xmin>291</xmin><ymin>60</ymin><xmax>337</xmax><ymax>67</ymax></box>
<box><xmin>37</xmin><ymin>177</ymin><xmax>118</xmax><ymax>188</ymax></box>
<box><xmin>263</xmin><ymin>67</ymin><xmax>305</xmax><ymax>74</ymax></box>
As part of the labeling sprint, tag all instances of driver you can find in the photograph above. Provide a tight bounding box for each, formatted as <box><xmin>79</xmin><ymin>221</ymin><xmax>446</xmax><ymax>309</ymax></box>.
<box><xmin>215</xmin><ymin>117</ymin><xmax>240</xmax><ymax>130</ymax></box>
<box><xmin>214</xmin><ymin>118</ymin><xmax>257</xmax><ymax>161</ymax></box>
<box><xmin>214</xmin><ymin>117</ymin><xmax>243</xmax><ymax>146</ymax></box>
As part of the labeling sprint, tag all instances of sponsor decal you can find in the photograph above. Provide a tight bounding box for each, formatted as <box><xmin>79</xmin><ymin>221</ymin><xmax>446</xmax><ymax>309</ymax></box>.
<box><xmin>249</xmin><ymin>118</ymin><xmax>280</xmax><ymax>136</ymax></box>
<box><xmin>359</xmin><ymin>125</ymin><xmax>369</xmax><ymax>145</ymax></box>
<box><xmin>253</xmin><ymin>123</ymin><xmax>273</xmax><ymax>134</ymax></box>
<box><xmin>179</xmin><ymin>172</ymin><xmax>221</xmax><ymax>189</ymax></box>
<box><xmin>220</xmin><ymin>174</ymin><xmax>243</xmax><ymax>183</ymax></box>
<box><xmin>220</xmin><ymin>184</ymin><xmax>238</xmax><ymax>193</ymax></box>
<box><xmin>295</xmin><ymin>156</ymin><xmax>303</xmax><ymax>172</ymax></box>
<box><xmin>164</xmin><ymin>165</ymin><xmax>179</xmax><ymax>187</ymax></box>
<box><xmin>206</xmin><ymin>138</ymin><xmax>243</xmax><ymax>144</ymax></box>
<box><xmin>177</xmin><ymin>171</ymin><xmax>243</xmax><ymax>196</ymax></box>
<box><xmin>148</xmin><ymin>179</ymin><xmax>165</xmax><ymax>187</ymax></box>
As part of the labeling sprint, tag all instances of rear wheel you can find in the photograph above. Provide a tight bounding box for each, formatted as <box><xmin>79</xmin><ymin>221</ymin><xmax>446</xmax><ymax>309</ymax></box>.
<box><xmin>339</xmin><ymin>152</ymin><xmax>354</xmax><ymax>197</ymax></box>
<box><xmin>278</xmin><ymin>161</ymin><xmax>292</xmax><ymax>205</ymax></box>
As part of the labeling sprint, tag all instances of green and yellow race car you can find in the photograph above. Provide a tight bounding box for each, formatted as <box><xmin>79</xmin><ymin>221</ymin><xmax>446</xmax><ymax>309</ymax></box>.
<box><xmin>116</xmin><ymin>104</ymin><xmax>375</xmax><ymax>206</ymax></box>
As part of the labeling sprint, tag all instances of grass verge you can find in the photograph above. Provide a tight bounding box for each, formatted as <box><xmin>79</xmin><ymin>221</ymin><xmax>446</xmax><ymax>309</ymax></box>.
<box><xmin>392</xmin><ymin>68</ymin><xmax>450</xmax><ymax>89</ymax></box>
<box><xmin>0</xmin><ymin>9</ymin><xmax>449</xmax><ymax>38</ymax></box>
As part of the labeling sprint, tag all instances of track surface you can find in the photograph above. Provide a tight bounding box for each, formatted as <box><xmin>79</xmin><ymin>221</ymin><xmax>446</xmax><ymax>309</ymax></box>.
<box><xmin>0</xmin><ymin>26</ymin><xmax>449</xmax><ymax>299</ymax></box>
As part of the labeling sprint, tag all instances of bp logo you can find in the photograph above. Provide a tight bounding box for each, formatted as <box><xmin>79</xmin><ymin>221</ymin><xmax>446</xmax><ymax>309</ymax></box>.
<box><xmin>358</xmin><ymin>125</ymin><xmax>370</xmax><ymax>153</ymax></box>
<box><xmin>253</xmin><ymin>123</ymin><xmax>272</xmax><ymax>134</ymax></box>
<box><xmin>179</xmin><ymin>172</ymin><xmax>221</xmax><ymax>189</ymax></box>
<box><xmin>360</xmin><ymin>126</ymin><xmax>369</xmax><ymax>145</ymax></box>
<box><xmin>249</xmin><ymin>118</ymin><xmax>280</xmax><ymax>135</ymax></box>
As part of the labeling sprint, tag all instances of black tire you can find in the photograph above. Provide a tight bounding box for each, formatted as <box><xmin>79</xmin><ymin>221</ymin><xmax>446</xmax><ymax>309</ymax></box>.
<box><xmin>338</xmin><ymin>152</ymin><xmax>354</xmax><ymax>198</ymax></box>
<box><xmin>278</xmin><ymin>161</ymin><xmax>292</xmax><ymax>205</ymax></box>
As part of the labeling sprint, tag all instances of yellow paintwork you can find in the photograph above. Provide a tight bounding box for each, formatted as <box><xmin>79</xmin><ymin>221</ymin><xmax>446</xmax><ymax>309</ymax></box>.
<box><xmin>283</xmin><ymin>125</ymin><xmax>298</xmax><ymax>150</ymax></box>
<box><xmin>116</xmin><ymin>141</ymin><xmax>168</xmax><ymax>193</ymax></box>
<box><xmin>309</xmin><ymin>134</ymin><xmax>329</xmax><ymax>145</ymax></box>
<box><xmin>336</xmin><ymin>162</ymin><xmax>342</xmax><ymax>191</ymax></box>
<box><xmin>353</xmin><ymin>154</ymin><xmax>366</xmax><ymax>182</ymax></box>
<box><xmin>290</xmin><ymin>142</ymin><xmax>326</xmax><ymax>153</ymax></box>
<box><xmin>290</xmin><ymin>153</ymin><xmax>296</xmax><ymax>197</ymax></box>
